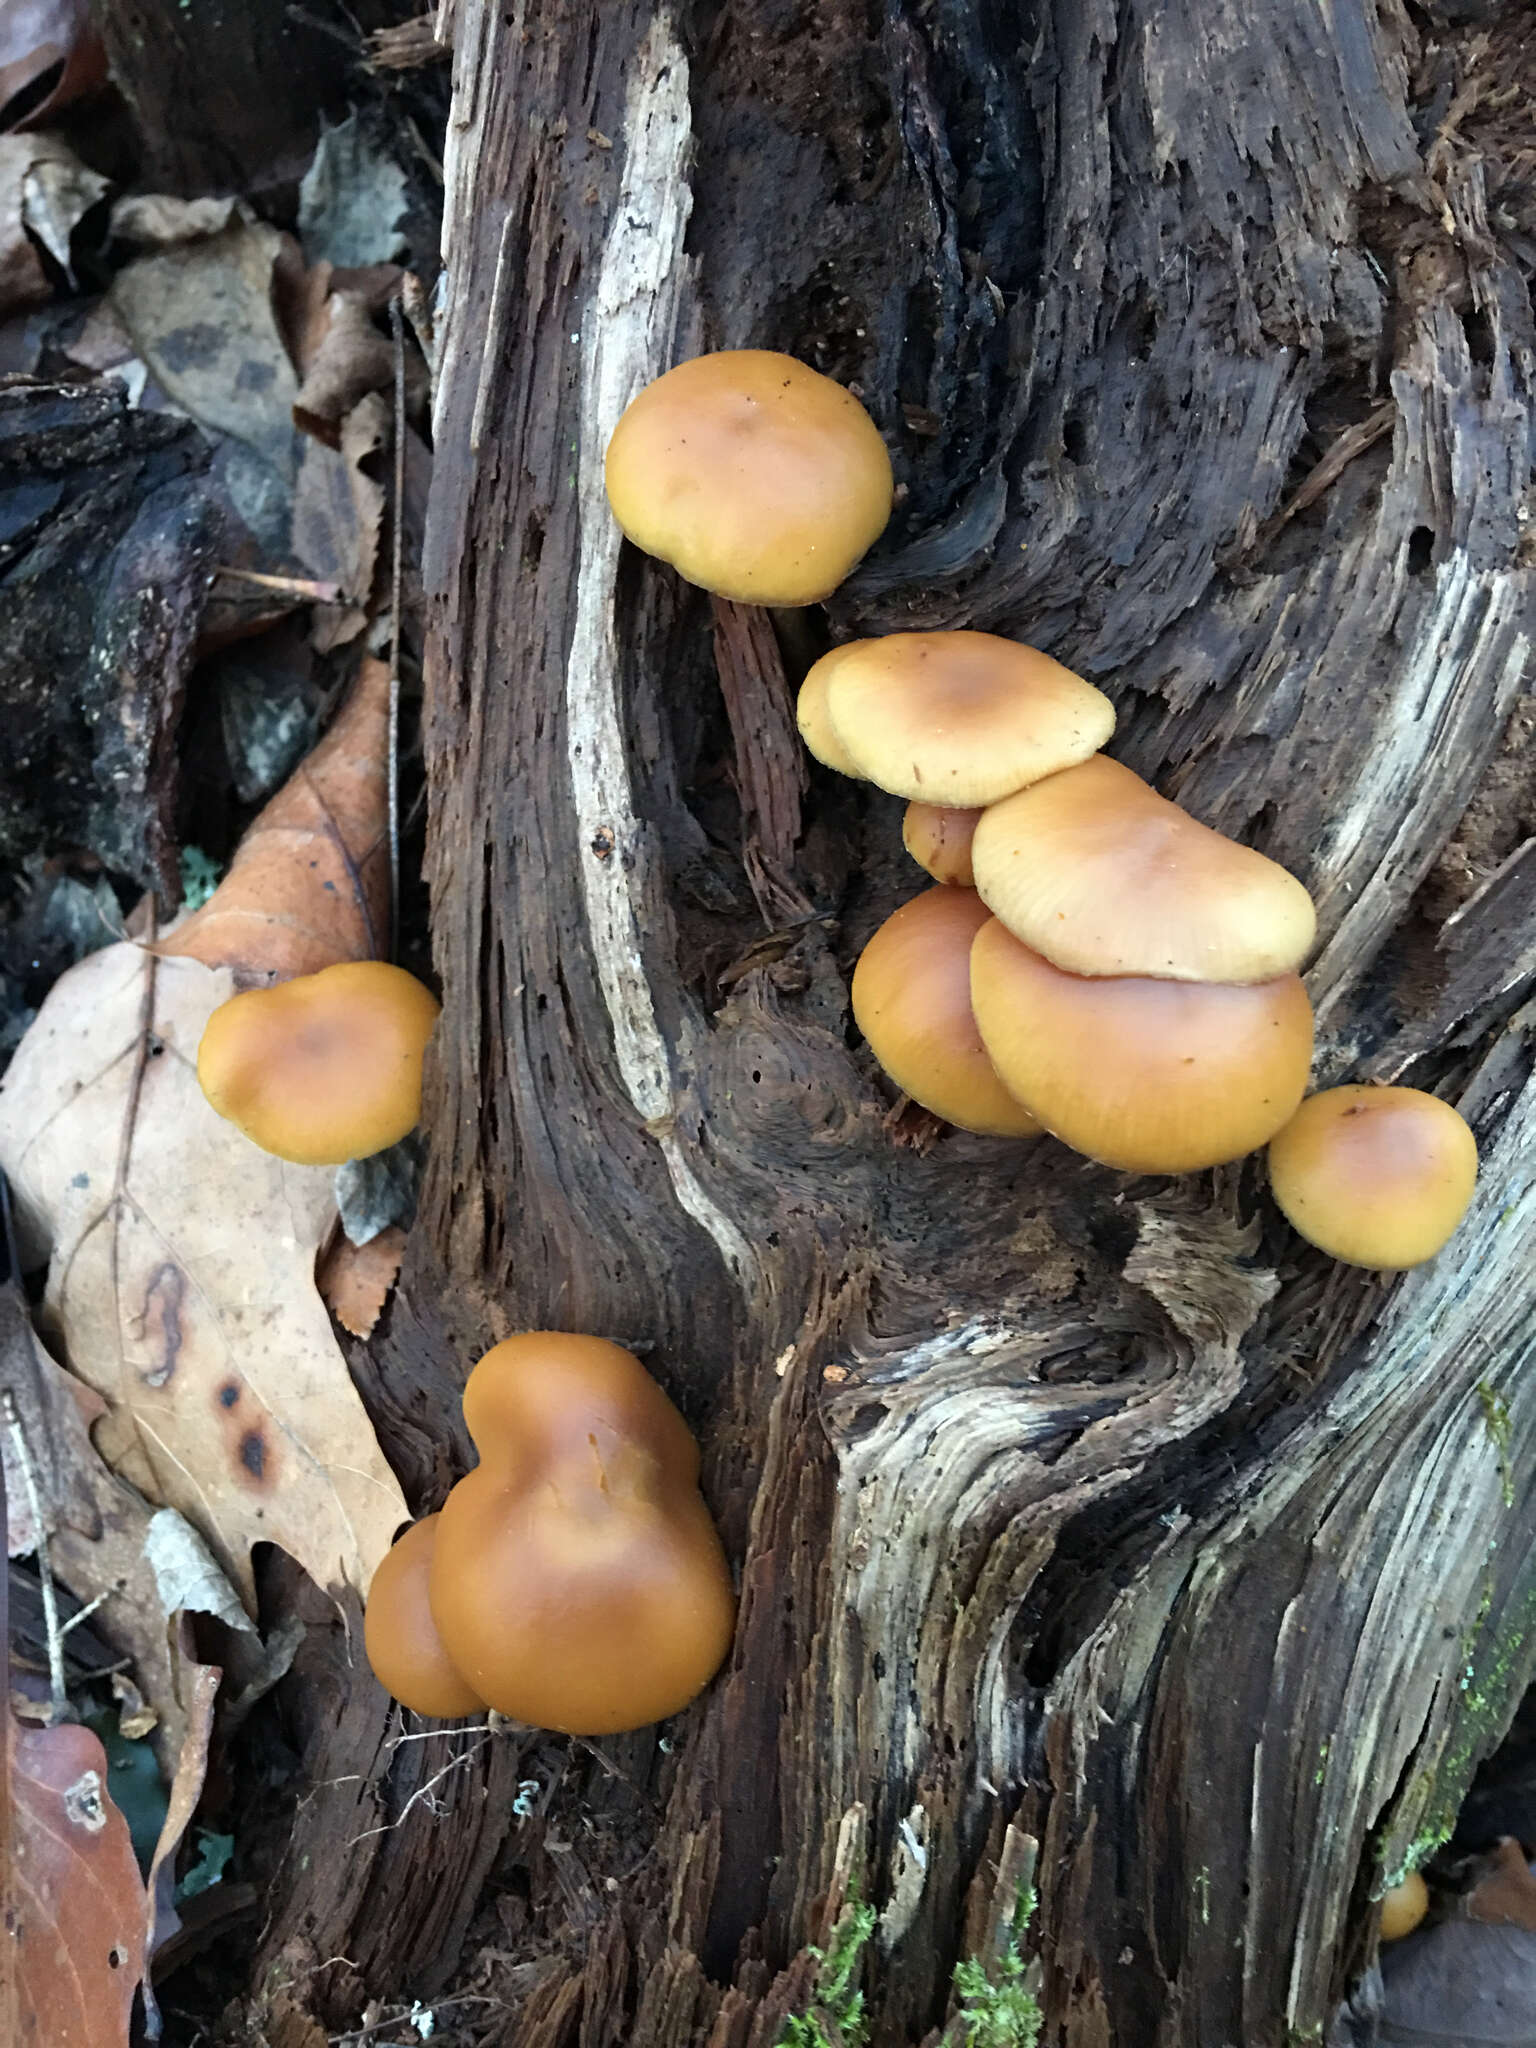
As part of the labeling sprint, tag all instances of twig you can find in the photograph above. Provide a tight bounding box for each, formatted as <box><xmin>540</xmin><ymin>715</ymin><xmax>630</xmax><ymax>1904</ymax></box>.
<box><xmin>389</xmin><ymin>294</ymin><xmax>407</xmax><ymax>965</ymax></box>
<box><xmin>1236</xmin><ymin>401</ymin><xmax>1397</xmax><ymax>564</ymax></box>
<box><xmin>57</xmin><ymin>1585</ymin><xmax>114</xmax><ymax>1638</ymax></box>
<box><xmin>214</xmin><ymin>565</ymin><xmax>345</xmax><ymax>604</ymax></box>
<box><xmin>348</xmin><ymin>1731</ymin><xmax>491</xmax><ymax>1845</ymax></box>
<box><xmin>3</xmin><ymin>1390</ymin><xmax>66</xmax><ymax>1721</ymax></box>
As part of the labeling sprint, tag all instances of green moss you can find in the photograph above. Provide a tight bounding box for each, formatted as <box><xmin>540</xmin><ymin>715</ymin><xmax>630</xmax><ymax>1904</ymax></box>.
<box><xmin>1475</xmin><ymin>1381</ymin><xmax>1514</xmax><ymax>1508</ymax></box>
<box><xmin>777</xmin><ymin>1900</ymin><xmax>877</xmax><ymax>2048</ymax></box>
<box><xmin>1382</xmin><ymin>1573</ymin><xmax>1536</xmax><ymax>1886</ymax></box>
<box><xmin>952</xmin><ymin>1885</ymin><xmax>1043</xmax><ymax>2048</ymax></box>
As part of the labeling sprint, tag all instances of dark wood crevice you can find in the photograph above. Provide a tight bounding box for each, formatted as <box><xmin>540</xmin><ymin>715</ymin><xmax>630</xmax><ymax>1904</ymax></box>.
<box><xmin>250</xmin><ymin>4</ymin><xmax>1536</xmax><ymax>2044</ymax></box>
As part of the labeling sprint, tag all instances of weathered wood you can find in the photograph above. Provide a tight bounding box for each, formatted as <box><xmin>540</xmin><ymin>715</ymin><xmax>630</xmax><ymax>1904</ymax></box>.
<box><xmin>268</xmin><ymin>4</ymin><xmax>1536</xmax><ymax>2043</ymax></box>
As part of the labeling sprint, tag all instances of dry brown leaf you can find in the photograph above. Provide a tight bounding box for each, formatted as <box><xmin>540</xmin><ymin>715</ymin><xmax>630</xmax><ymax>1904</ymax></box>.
<box><xmin>143</xmin><ymin>1650</ymin><xmax>220</xmax><ymax>1995</ymax></box>
<box><xmin>318</xmin><ymin>1224</ymin><xmax>406</xmax><ymax>1339</ymax></box>
<box><xmin>292</xmin><ymin>393</ymin><xmax>389</xmax><ymax>650</ymax></box>
<box><xmin>0</xmin><ymin>0</ymin><xmax>105</xmax><ymax>130</ymax></box>
<box><xmin>0</xmin><ymin>133</ymin><xmax>106</xmax><ymax>315</ymax></box>
<box><xmin>0</xmin><ymin>941</ymin><xmax>407</xmax><ymax>1606</ymax></box>
<box><xmin>293</xmin><ymin>290</ymin><xmax>396</xmax><ymax>437</ymax></box>
<box><xmin>160</xmin><ymin>656</ymin><xmax>391</xmax><ymax>981</ymax></box>
<box><xmin>109</xmin><ymin>193</ymin><xmax>242</xmax><ymax>248</ymax></box>
<box><xmin>0</xmin><ymin>1716</ymin><xmax>146</xmax><ymax>2048</ymax></box>
<box><xmin>1468</xmin><ymin>1838</ymin><xmax>1536</xmax><ymax>1932</ymax></box>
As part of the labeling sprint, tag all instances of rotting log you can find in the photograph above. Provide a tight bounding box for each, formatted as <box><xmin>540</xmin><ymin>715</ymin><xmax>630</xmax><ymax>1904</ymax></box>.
<box><xmin>257</xmin><ymin>5</ymin><xmax>1536</xmax><ymax>2044</ymax></box>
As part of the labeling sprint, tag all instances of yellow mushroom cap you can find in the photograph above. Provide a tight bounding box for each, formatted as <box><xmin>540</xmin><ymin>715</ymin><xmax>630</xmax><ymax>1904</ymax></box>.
<box><xmin>969</xmin><ymin>919</ymin><xmax>1314</xmax><ymax>1173</ymax></box>
<box><xmin>902</xmin><ymin>802</ymin><xmax>983</xmax><ymax>888</ymax></box>
<box><xmin>1379</xmin><ymin>1870</ymin><xmax>1429</xmax><ymax>1943</ymax></box>
<box><xmin>364</xmin><ymin>1515</ymin><xmax>485</xmax><ymax>1719</ymax></box>
<box><xmin>197</xmin><ymin>959</ymin><xmax>440</xmax><ymax>1165</ymax></box>
<box><xmin>1266</xmin><ymin>1086</ymin><xmax>1477</xmax><ymax>1268</ymax></box>
<box><xmin>604</xmin><ymin>350</ymin><xmax>893</xmax><ymax>605</ymax></box>
<box><xmin>851</xmin><ymin>887</ymin><xmax>1041</xmax><ymax>1138</ymax></box>
<box><xmin>971</xmin><ymin>755</ymin><xmax>1317</xmax><ymax>983</ymax></box>
<box><xmin>811</xmin><ymin>631</ymin><xmax>1115</xmax><ymax>805</ymax></box>
<box><xmin>797</xmin><ymin>659</ymin><xmax>864</xmax><ymax>777</ymax></box>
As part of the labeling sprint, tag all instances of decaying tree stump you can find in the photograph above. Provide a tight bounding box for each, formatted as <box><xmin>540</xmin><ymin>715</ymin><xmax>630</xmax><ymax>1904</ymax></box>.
<box><xmin>258</xmin><ymin>5</ymin><xmax>1536</xmax><ymax>2043</ymax></box>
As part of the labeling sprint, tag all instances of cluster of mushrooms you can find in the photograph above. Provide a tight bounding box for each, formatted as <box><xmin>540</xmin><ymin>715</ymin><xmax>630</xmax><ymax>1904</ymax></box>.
<box><xmin>609</xmin><ymin>348</ymin><xmax>1479</xmax><ymax>1272</ymax></box>
<box><xmin>186</xmin><ymin>342</ymin><xmax>1481</xmax><ymax>1738</ymax></box>
<box><xmin>196</xmin><ymin>966</ymin><xmax>735</xmax><ymax>1735</ymax></box>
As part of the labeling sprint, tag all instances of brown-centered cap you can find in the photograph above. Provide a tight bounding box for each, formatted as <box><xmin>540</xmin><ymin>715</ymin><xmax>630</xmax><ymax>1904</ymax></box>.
<box><xmin>430</xmin><ymin>1334</ymin><xmax>736</xmax><ymax>1736</ymax></box>
<box><xmin>1267</xmin><ymin>1085</ymin><xmax>1477</xmax><ymax>1268</ymax></box>
<box><xmin>902</xmin><ymin>802</ymin><xmax>983</xmax><ymax>888</ymax></box>
<box><xmin>809</xmin><ymin>631</ymin><xmax>1115</xmax><ymax>805</ymax></box>
<box><xmin>797</xmin><ymin>657</ymin><xmax>864</xmax><ymax>776</ymax></box>
<box><xmin>604</xmin><ymin>351</ymin><xmax>892</xmax><ymax>605</ymax></box>
<box><xmin>969</xmin><ymin>918</ymin><xmax>1313</xmax><ymax>1173</ymax></box>
<box><xmin>198</xmin><ymin>959</ymin><xmax>440</xmax><ymax>1165</ymax></box>
<box><xmin>972</xmin><ymin>755</ymin><xmax>1316</xmax><ymax>983</ymax></box>
<box><xmin>364</xmin><ymin>1515</ymin><xmax>485</xmax><ymax>1719</ymax></box>
<box><xmin>851</xmin><ymin>887</ymin><xmax>1040</xmax><ymax>1138</ymax></box>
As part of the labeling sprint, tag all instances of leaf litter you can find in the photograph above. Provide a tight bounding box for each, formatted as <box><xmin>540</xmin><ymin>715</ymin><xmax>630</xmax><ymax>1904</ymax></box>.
<box><xmin>0</xmin><ymin>663</ymin><xmax>407</xmax><ymax>1608</ymax></box>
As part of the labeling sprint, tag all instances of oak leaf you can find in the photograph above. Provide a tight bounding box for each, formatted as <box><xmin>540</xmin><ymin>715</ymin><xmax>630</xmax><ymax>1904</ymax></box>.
<box><xmin>0</xmin><ymin>941</ymin><xmax>407</xmax><ymax>1604</ymax></box>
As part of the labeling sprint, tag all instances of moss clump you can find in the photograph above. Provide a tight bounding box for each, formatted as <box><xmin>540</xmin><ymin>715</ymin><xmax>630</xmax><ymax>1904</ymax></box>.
<box><xmin>777</xmin><ymin>1900</ymin><xmax>877</xmax><ymax>2048</ymax></box>
<box><xmin>952</xmin><ymin>1884</ymin><xmax>1043</xmax><ymax>2048</ymax></box>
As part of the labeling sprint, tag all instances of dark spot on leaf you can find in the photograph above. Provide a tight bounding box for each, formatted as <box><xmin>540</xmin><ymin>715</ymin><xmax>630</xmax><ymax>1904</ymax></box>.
<box><xmin>136</xmin><ymin>1264</ymin><xmax>185</xmax><ymax>1388</ymax></box>
<box><xmin>239</xmin><ymin>1429</ymin><xmax>266</xmax><ymax>1481</ymax></box>
<box><xmin>218</xmin><ymin>1380</ymin><xmax>240</xmax><ymax>1409</ymax></box>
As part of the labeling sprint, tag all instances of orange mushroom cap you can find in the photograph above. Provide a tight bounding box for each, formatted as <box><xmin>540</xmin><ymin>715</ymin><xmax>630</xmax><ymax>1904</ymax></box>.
<box><xmin>971</xmin><ymin>755</ymin><xmax>1317</xmax><ymax>983</ymax></box>
<box><xmin>430</xmin><ymin>1334</ymin><xmax>736</xmax><ymax>1737</ymax></box>
<box><xmin>364</xmin><ymin>1515</ymin><xmax>486</xmax><ymax>1719</ymax></box>
<box><xmin>809</xmin><ymin>631</ymin><xmax>1115</xmax><ymax>805</ymax></box>
<box><xmin>1266</xmin><ymin>1086</ymin><xmax>1477</xmax><ymax>1268</ymax></box>
<box><xmin>604</xmin><ymin>351</ymin><xmax>893</xmax><ymax>605</ymax></box>
<box><xmin>902</xmin><ymin>802</ymin><xmax>983</xmax><ymax>888</ymax></box>
<box><xmin>197</xmin><ymin>960</ymin><xmax>440</xmax><ymax>1165</ymax></box>
<box><xmin>969</xmin><ymin>918</ymin><xmax>1314</xmax><ymax>1173</ymax></box>
<box><xmin>797</xmin><ymin>656</ymin><xmax>864</xmax><ymax>777</ymax></box>
<box><xmin>1379</xmin><ymin>1870</ymin><xmax>1429</xmax><ymax>1943</ymax></box>
<box><xmin>852</xmin><ymin>888</ymin><xmax>1040</xmax><ymax>1138</ymax></box>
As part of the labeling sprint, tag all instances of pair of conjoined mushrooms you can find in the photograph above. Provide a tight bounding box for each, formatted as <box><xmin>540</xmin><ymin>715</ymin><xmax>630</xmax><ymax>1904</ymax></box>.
<box><xmin>607</xmin><ymin>348</ymin><xmax>1477</xmax><ymax>1273</ymax></box>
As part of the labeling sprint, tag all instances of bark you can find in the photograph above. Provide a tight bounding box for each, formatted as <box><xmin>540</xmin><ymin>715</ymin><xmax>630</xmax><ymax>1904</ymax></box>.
<box><xmin>261</xmin><ymin>4</ymin><xmax>1536</xmax><ymax>2045</ymax></box>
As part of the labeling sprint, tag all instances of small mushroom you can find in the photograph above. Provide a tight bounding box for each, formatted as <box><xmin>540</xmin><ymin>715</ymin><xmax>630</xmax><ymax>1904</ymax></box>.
<box><xmin>796</xmin><ymin>656</ymin><xmax>864</xmax><ymax>777</ymax></box>
<box><xmin>1266</xmin><ymin>1085</ymin><xmax>1478</xmax><ymax>1268</ymax></box>
<box><xmin>969</xmin><ymin>917</ymin><xmax>1314</xmax><ymax>1174</ymax></box>
<box><xmin>902</xmin><ymin>802</ymin><xmax>984</xmax><ymax>888</ymax></box>
<box><xmin>801</xmin><ymin>631</ymin><xmax>1115</xmax><ymax>805</ymax></box>
<box><xmin>1380</xmin><ymin>1870</ymin><xmax>1429</xmax><ymax>1943</ymax></box>
<box><xmin>852</xmin><ymin>887</ymin><xmax>1041</xmax><ymax>1138</ymax></box>
<box><xmin>430</xmin><ymin>1334</ymin><xmax>736</xmax><ymax>1737</ymax></box>
<box><xmin>197</xmin><ymin>960</ymin><xmax>440</xmax><ymax>1165</ymax></box>
<box><xmin>971</xmin><ymin>755</ymin><xmax>1317</xmax><ymax>984</ymax></box>
<box><xmin>604</xmin><ymin>350</ymin><xmax>893</xmax><ymax>605</ymax></box>
<box><xmin>364</xmin><ymin>1515</ymin><xmax>485</xmax><ymax>1719</ymax></box>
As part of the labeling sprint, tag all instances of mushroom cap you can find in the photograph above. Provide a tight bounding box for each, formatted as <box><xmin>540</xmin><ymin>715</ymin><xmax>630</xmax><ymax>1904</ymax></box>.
<box><xmin>364</xmin><ymin>1515</ymin><xmax>485</xmax><ymax>1719</ymax></box>
<box><xmin>852</xmin><ymin>888</ymin><xmax>1041</xmax><ymax>1138</ymax></box>
<box><xmin>1267</xmin><ymin>1086</ymin><xmax>1477</xmax><ymax>1268</ymax></box>
<box><xmin>1379</xmin><ymin>1870</ymin><xmax>1429</xmax><ymax>1943</ymax></box>
<box><xmin>969</xmin><ymin>919</ymin><xmax>1314</xmax><ymax>1173</ymax></box>
<box><xmin>430</xmin><ymin>1334</ymin><xmax>736</xmax><ymax>1736</ymax></box>
<box><xmin>971</xmin><ymin>755</ymin><xmax>1317</xmax><ymax>983</ymax></box>
<box><xmin>797</xmin><ymin>658</ymin><xmax>864</xmax><ymax>777</ymax></box>
<box><xmin>810</xmin><ymin>631</ymin><xmax>1115</xmax><ymax>805</ymax></box>
<box><xmin>902</xmin><ymin>802</ymin><xmax>983</xmax><ymax>888</ymax></box>
<box><xmin>197</xmin><ymin>959</ymin><xmax>440</xmax><ymax>1165</ymax></box>
<box><xmin>604</xmin><ymin>350</ymin><xmax>892</xmax><ymax>605</ymax></box>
